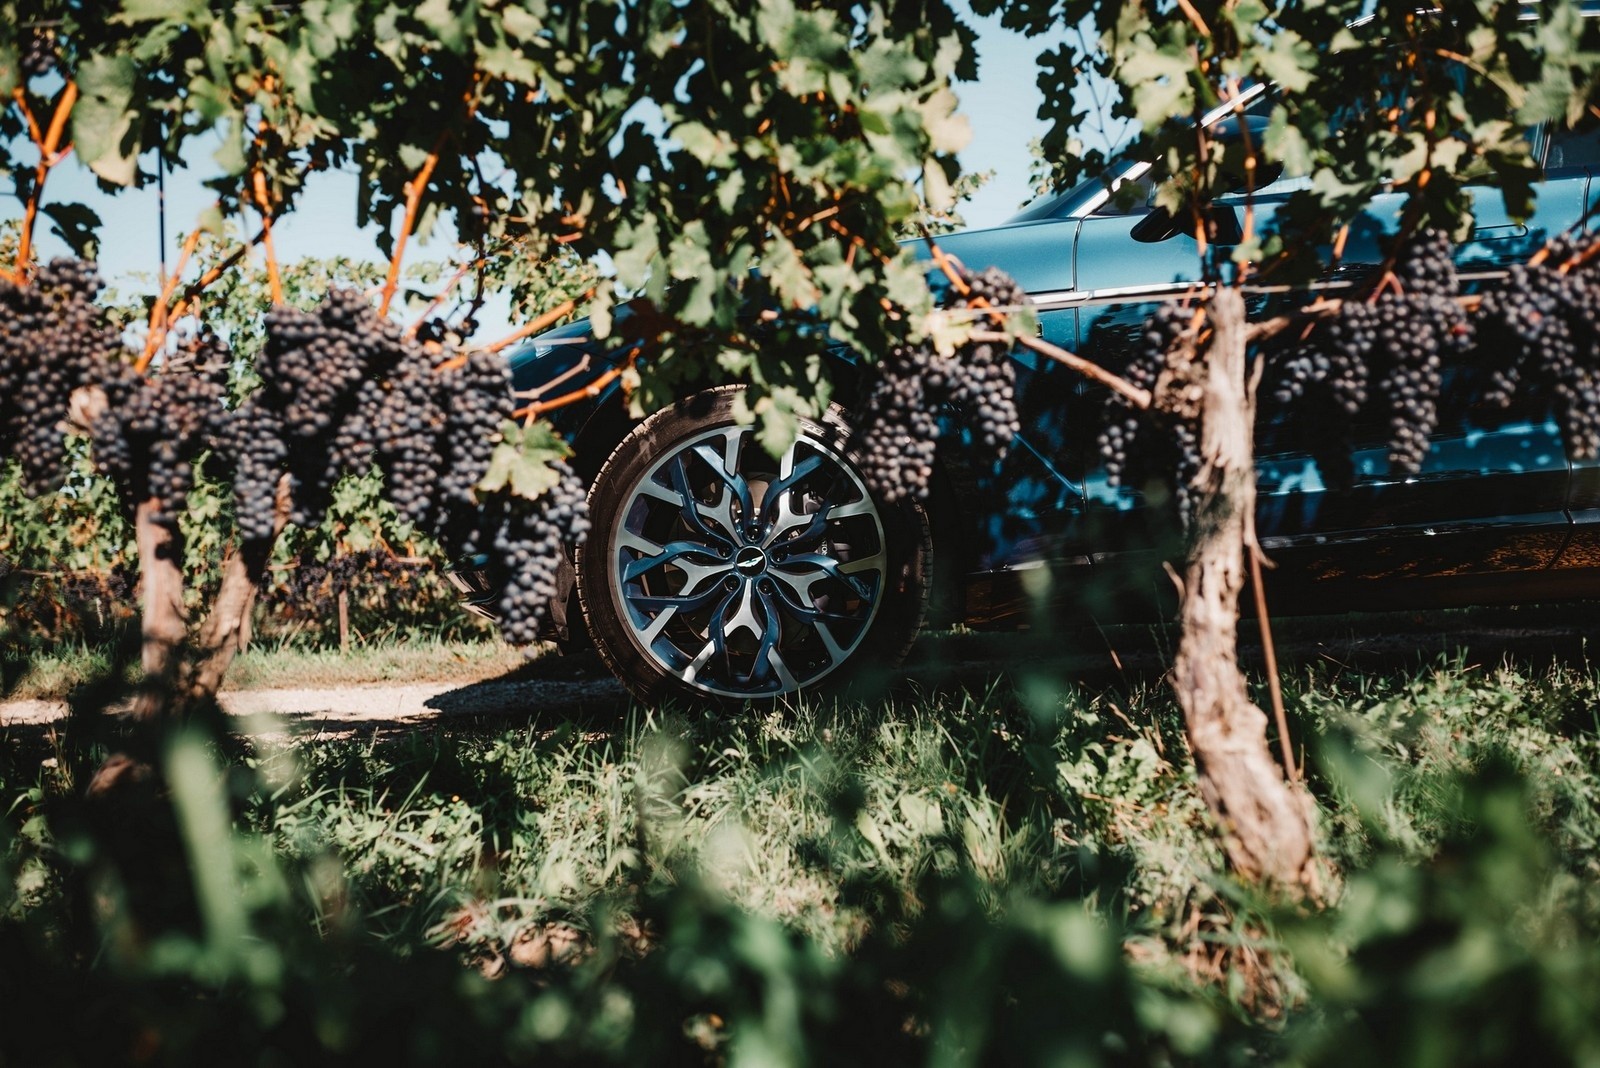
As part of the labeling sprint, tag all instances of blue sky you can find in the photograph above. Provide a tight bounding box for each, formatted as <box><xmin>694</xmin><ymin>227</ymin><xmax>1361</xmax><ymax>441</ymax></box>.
<box><xmin>11</xmin><ymin>6</ymin><xmax>1069</xmax><ymax>339</ymax></box>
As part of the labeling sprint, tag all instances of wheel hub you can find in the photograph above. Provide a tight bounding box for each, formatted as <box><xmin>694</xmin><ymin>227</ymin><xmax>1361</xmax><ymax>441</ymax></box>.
<box><xmin>734</xmin><ymin>545</ymin><xmax>768</xmax><ymax>577</ymax></box>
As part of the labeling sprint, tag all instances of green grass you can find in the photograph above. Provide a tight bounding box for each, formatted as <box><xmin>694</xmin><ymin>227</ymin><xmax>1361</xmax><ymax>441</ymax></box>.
<box><xmin>4</xmin><ymin>651</ymin><xmax>1600</xmax><ymax>1062</ymax></box>
<box><xmin>0</xmin><ymin>635</ymin><xmax>532</xmax><ymax>701</ymax></box>
<box><xmin>224</xmin><ymin>636</ymin><xmax>533</xmax><ymax>691</ymax></box>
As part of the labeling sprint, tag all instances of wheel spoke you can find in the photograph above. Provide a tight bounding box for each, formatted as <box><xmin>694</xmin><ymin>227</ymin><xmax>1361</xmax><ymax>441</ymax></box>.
<box><xmin>634</xmin><ymin>478</ymin><xmax>686</xmax><ymax>507</ymax></box>
<box><xmin>622</xmin><ymin>539</ymin><xmax>729</xmax><ymax>585</ymax></box>
<box><xmin>666</xmin><ymin>453</ymin><xmax>741</xmax><ymax>547</ymax></box>
<box><xmin>767</xmin><ymin>570</ymin><xmax>871</xmax><ymax>625</ymax></box>
<box><xmin>636</xmin><ymin>605</ymin><xmax>679</xmax><ymax>646</ymax></box>
<box><xmin>690</xmin><ymin>438</ymin><xmax>755</xmax><ymax>527</ymax></box>
<box><xmin>758</xmin><ymin>452</ymin><xmax>825</xmax><ymax>525</ymax></box>
<box><xmin>774</xmin><ymin>551</ymin><xmax>883</xmax><ymax>596</ymax></box>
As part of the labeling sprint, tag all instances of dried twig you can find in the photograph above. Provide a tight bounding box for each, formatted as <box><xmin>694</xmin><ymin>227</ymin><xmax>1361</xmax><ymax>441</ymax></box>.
<box><xmin>1249</xmin><ymin>543</ymin><xmax>1296</xmax><ymax>781</ymax></box>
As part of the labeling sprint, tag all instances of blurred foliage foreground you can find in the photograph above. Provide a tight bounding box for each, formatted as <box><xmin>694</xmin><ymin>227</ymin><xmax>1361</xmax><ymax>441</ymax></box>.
<box><xmin>2</xmin><ymin>655</ymin><xmax>1600</xmax><ymax>1066</ymax></box>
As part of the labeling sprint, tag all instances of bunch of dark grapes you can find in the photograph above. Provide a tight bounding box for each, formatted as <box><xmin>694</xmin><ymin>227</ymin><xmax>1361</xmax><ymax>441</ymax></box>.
<box><xmin>267</xmin><ymin>549</ymin><xmax>426</xmax><ymax>610</ymax></box>
<box><xmin>0</xmin><ymin>259</ymin><xmax>126</xmax><ymax>493</ymax></box>
<box><xmin>1265</xmin><ymin>229</ymin><xmax>1469</xmax><ymax>479</ymax></box>
<box><xmin>1097</xmin><ymin>301</ymin><xmax>1205</xmax><ymax>524</ymax></box>
<box><xmin>90</xmin><ymin>364</ymin><xmax>229</xmax><ymax>525</ymax></box>
<box><xmin>471</xmin><ymin>462</ymin><xmax>590</xmax><ymax>644</ymax></box>
<box><xmin>1262</xmin><ymin>301</ymin><xmax>1377</xmax><ymax>488</ymax></box>
<box><xmin>1473</xmin><ymin>236</ymin><xmax>1600</xmax><ymax>459</ymax></box>
<box><xmin>248</xmin><ymin>290</ymin><xmax>416</xmax><ymax>527</ymax></box>
<box><xmin>852</xmin><ymin>265</ymin><xmax>1023</xmax><ymax>503</ymax></box>
<box><xmin>239</xmin><ymin>290</ymin><xmax>577</xmax><ymax>643</ymax></box>
<box><xmin>234</xmin><ymin>291</ymin><xmax>516</xmax><ymax>548</ymax></box>
<box><xmin>1367</xmin><ymin>230</ymin><xmax>1471</xmax><ymax>474</ymax></box>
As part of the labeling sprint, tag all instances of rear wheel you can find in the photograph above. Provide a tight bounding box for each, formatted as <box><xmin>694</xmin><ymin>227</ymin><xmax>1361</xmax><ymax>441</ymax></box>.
<box><xmin>578</xmin><ymin>386</ymin><xmax>929</xmax><ymax>704</ymax></box>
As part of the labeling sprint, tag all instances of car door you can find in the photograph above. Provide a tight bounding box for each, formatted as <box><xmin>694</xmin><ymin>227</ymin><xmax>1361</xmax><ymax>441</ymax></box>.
<box><xmin>1072</xmin><ymin>137</ymin><xmax>1581</xmax><ymax>608</ymax></box>
<box><xmin>1252</xmin><ymin>136</ymin><xmax>1581</xmax><ymax>604</ymax></box>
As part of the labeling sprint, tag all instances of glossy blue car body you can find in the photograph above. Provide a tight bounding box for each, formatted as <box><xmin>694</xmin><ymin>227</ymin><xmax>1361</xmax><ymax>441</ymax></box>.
<box><xmin>474</xmin><ymin>89</ymin><xmax>1600</xmax><ymax>648</ymax></box>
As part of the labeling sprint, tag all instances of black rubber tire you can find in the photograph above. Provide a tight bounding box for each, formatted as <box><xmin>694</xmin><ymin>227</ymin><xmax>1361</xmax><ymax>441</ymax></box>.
<box><xmin>577</xmin><ymin>385</ymin><xmax>930</xmax><ymax>705</ymax></box>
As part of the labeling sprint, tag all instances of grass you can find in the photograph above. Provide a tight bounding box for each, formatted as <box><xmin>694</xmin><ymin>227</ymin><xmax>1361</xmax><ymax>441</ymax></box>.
<box><xmin>5</xmin><ymin>640</ymin><xmax>1600</xmax><ymax>1061</ymax></box>
<box><xmin>0</xmin><ymin>635</ymin><xmax>534</xmax><ymax>701</ymax></box>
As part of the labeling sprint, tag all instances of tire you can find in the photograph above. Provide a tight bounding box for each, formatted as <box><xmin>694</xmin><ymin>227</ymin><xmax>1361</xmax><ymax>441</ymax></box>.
<box><xmin>577</xmin><ymin>385</ymin><xmax>930</xmax><ymax>704</ymax></box>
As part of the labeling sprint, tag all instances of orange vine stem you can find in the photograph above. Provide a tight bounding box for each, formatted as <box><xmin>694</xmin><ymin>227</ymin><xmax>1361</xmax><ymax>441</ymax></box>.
<box><xmin>404</xmin><ymin>246</ymin><xmax>510</xmax><ymax>339</ymax></box>
<box><xmin>513</xmin><ymin>359</ymin><xmax>632</xmax><ymax>420</ymax></box>
<box><xmin>925</xmin><ymin>236</ymin><xmax>971</xmax><ymax>296</ymax></box>
<box><xmin>378</xmin><ymin>127</ymin><xmax>451</xmax><ymax>319</ymax></box>
<box><xmin>969</xmin><ymin>329</ymin><xmax>1151</xmax><ymax>410</ymax></box>
<box><xmin>476</xmin><ymin>291</ymin><xmax>591</xmax><ymax>356</ymax></box>
<box><xmin>167</xmin><ymin>231</ymin><xmax>265</xmax><ymax>321</ymax></box>
<box><xmin>514</xmin><ymin>353</ymin><xmax>591</xmax><ymax>401</ymax></box>
<box><xmin>137</xmin><ymin>226</ymin><xmax>205</xmax><ymax>372</ymax></box>
<box><xmin>1174</xmin><ymin>0</ymin><xmax>1211</xmax><ymax>36</ymax></box>
<box><xmin>251</xmin><ymin>168</ymin><xmax>284</xmax><ymax>305</ymax></box>
<box><xmin>11</xmin><ymin>87</ymin><xmax>42</xmax><ymax>145</ymax></box>
<box><xmin>15</xmin><ymin>81</ymin><xmax>79</xmax><ymax>277</ymax></box>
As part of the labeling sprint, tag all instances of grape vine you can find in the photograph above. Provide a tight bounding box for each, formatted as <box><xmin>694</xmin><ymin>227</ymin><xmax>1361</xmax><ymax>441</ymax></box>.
<box><xmin>1099</xmin><ymin>300</ymin><xmax>1203</xmax><ymax>523</ymax></box>
<box><xmin>0</xmin><ymin>262</ymin><xmax>590</xmax><ymax>648</ymax></box>
<box><xmin>1474</xmin><ymin>236</ymin><xmax>1600</xmax><ymax>459</ymax></box>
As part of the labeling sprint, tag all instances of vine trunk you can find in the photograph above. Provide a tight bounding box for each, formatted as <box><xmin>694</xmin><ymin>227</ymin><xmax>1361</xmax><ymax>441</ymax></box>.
<box><xmin>1170</xmin><ymin>287</ymin><xmax>1317</xmax><ymax>891</ymax></box>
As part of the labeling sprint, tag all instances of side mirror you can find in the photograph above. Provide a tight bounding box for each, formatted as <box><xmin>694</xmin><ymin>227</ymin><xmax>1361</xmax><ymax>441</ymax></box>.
<box><xmin>1131</xmin><ymin>204</ymin><xmax>1245</xmax><ymax>246</ymax></box>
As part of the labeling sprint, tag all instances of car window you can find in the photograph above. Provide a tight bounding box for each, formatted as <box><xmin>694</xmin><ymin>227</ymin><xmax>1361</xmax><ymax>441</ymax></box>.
<box><xmin>1546</xmin><ymin>115</ymin><xmax>1600</xmax><ymax>172</ymax></box>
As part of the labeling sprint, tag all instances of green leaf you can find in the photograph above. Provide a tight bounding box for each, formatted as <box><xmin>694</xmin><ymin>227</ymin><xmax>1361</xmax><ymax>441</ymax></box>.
<box><xmin>73</xmin><ymin>55</ymin><xmax>140</xmax><ymax>186</ymax></box>
<box><xmin>477</xmin><ymin>420</ymin><xmax>574</xmax><ymax>501</ymax></box>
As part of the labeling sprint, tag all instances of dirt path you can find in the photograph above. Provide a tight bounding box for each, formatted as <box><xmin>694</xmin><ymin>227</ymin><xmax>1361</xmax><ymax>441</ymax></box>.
<box><xmin>3</xmin><ymin>612</ymin><xmax>1594</xmax><ymax>735</ymax></box>
<box><xmin>0</xmin><ymin>663</ymin><xmax>631</xmax><ymax>733</ymax></box>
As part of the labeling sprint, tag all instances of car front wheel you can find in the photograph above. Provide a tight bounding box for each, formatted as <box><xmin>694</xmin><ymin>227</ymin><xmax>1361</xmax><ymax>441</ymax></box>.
<box><xmin>578</xmin><ymin>386</ymin><xmax>929</xmax><ymax>704</ymax></box>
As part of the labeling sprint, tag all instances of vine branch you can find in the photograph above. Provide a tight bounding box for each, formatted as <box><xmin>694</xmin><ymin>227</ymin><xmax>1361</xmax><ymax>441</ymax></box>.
<box><xmin>379</xmin><ymin>126</ymin><xmax>453</xmax><ymax>318</ymax></box>
<box><xmin>138</xmin><ymin>226</ymin><xmax>205</xmax><ymax>372</ymax></box>
<box><xmin>969</xmin><ymin>329</ymin><xmax>1151</xmax><ymax>409</ymax></box>
<box><xmin>15</xmin><ymin>80</ymin><xmax>79</xmax><ymax>276</ymax></box>
<box><xmin>251</xmin><ymin>167</ymin><xmax>284</xmax><ymax>305</ymax></box>
<box><xmin>476</xmin><ymin>291</ymin><xmax>591</xmax><ymax>355</ymax></box>
<box><xmin>512</xmin><ymin>352</ymin><xmax>636</xmax><ymax>420</ymax></box>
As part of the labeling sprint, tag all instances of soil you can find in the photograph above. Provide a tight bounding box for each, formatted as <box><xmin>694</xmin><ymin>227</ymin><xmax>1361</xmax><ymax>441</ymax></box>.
<box><xmin>0</xmin><ymin>649</ymin><xmax>630</xmax><ymax>734</ymax></box>
<box><xmin>3</xmin><ymin>606</ymin><xmax>1596</xmax><ymax>736</ymax></box>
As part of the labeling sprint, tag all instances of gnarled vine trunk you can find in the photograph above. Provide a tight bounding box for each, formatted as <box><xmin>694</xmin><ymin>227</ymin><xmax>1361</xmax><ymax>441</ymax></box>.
<box><xmin>1170</xmin><ymin>288</ymin><xmax>1317</xmax><ymax>890</ymax></box>
<box><xmin>132</xmin><ymin>474</ymin><xmax>289</xmax><ymax>719</ymax></box>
